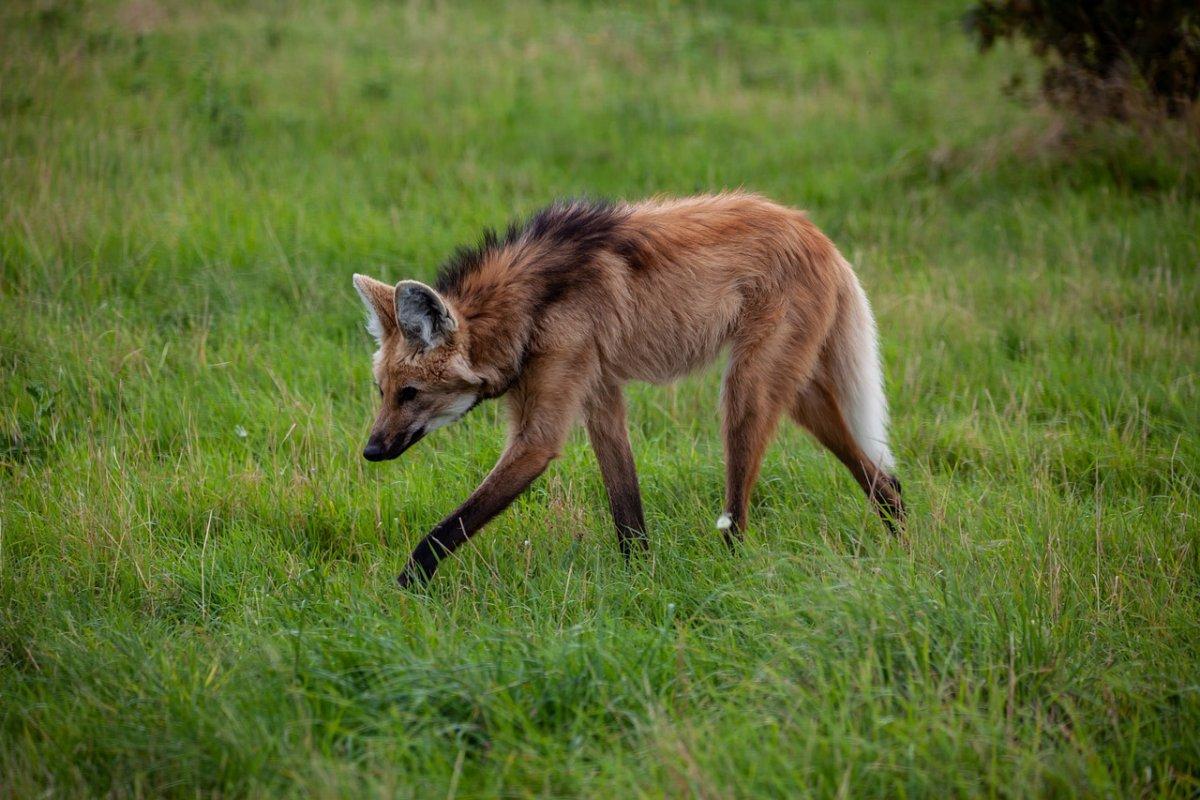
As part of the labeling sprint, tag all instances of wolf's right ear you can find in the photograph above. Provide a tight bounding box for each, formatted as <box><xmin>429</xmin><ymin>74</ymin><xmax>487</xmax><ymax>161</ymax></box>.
<box><xmin>395</xmin><ymin>280</ymin><xmax>457</xmax><ymax>351</ymax></box>
<box><xmin>352</xmin><ymin>274</ymin><xmax>397</xmax><ymax>343</ymax></box>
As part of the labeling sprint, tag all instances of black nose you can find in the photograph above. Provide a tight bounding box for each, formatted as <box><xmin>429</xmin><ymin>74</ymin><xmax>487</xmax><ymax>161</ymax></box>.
<box><xmin>362</xmin><ymin>440</ymin><xmax>387</xmax><ymax>461</ymax></box>
<box><xmin>362</xmin><ymin>427</ymin><xmax>426</xmax><ymax>462</ymax></box>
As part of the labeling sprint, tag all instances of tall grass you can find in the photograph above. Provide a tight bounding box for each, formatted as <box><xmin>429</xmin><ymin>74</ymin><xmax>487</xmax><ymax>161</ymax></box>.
<box><xmin>2</xmin><ymin>1</ymin><xmax>1197</xmax><ymax>796</ymax></box>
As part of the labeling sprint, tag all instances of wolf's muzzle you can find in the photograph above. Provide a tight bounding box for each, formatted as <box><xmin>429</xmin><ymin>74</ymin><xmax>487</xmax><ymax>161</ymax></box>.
<box><xmin>362</xmin><ymin>427</ymin><xmax>426</xmax><ymax>462</ymax></box>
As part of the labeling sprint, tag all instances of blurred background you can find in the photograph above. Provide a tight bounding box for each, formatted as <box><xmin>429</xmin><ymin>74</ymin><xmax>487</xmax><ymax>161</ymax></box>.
<box><xmin>1</xmin><ymin>1</ymin><xmax>1197</xmax><ymax>797</ymax></box>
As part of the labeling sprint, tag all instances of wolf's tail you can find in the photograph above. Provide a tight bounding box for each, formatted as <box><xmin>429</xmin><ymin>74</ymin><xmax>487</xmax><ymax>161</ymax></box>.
<box><xmin>825</xmin><ymin>265</ymin><xmax>895</xmax><ymax>472</ymax></box>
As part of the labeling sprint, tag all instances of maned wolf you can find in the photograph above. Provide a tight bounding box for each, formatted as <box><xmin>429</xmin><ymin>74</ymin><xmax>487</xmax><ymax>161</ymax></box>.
<box><xmin>353</xmin><ymin>192</ymin><xmax>904</xmax><ymax>587</ymax></box>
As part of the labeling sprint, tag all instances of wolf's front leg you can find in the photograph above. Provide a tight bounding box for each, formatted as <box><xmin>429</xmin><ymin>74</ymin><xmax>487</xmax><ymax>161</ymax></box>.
<box><xmin>398</xmin><ymin>441</ymin><xmax>558</xmax><ymax>587</ymax></box>
<box><xmin>397</xmin><ymin>351</ymin><xmax>594</xmax><ymax>587</ymax></box>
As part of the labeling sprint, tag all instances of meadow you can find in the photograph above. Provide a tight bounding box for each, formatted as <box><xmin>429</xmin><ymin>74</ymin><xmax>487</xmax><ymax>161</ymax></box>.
<box><xmin>2</xmin><ymin>1</ymin><xmax>1198</xmax><ymax>796</ymax></box>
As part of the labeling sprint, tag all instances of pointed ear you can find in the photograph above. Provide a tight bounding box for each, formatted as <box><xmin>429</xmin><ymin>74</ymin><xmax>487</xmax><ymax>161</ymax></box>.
<box><xmin>395</xmin><ymin>280</ymin><xmax>457</xmax><ymax>350</ymax></box>
<box><xmin>352</xmin><ymin>274</ymin><xmax>397</xmax><ymax>343</ymax></box>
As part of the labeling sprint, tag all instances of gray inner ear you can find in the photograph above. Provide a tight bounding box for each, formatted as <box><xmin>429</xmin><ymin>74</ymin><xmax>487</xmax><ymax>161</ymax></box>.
<box><xmin>395</xmin><ymin>282</ymin><xmax>453</xmax><ymax>350</ymax></box>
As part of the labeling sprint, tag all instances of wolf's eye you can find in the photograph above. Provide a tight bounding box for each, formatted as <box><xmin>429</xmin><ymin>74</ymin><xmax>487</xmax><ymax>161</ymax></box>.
<box><xmin>396</xmin><ymin>386</ymin><xmax>418</xmax><ymax>404</ymax></box>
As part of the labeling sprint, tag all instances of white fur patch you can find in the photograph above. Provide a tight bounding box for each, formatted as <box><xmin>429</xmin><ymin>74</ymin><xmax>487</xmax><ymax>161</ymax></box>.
<box><xmin>835</xmin><ymin>268</ymin><xmax>895</xmax><ymax>472</ymax></box>
<box><xmin>363</xmin><ymin>311</ymin><xmax>384</xmax><ymax>343</ymax></box>
<box><xmin>353</xmin><ymin>274</ymin><xmax>387</xmax><ymax>344</ymax></box>
<box><xmin>715</xmin><ymin>513</ymin><xmax>732</xmax><ymax>531</ymax></box>
<box><xmin>425</xmin><ymin>393</ymin><xmax>477</xmax><ymax>432</ymax></box>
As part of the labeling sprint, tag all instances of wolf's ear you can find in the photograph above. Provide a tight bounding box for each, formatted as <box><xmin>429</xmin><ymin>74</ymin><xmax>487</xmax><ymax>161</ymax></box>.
<box><xmin>395</xmin><ymin>280</ymin><xmax>457</xmax><ymax>350</ymax></box>
<box><xmin>352</xmin><ymin>274</ymin><xmax>397</xmax><ymax>343</ymax></box>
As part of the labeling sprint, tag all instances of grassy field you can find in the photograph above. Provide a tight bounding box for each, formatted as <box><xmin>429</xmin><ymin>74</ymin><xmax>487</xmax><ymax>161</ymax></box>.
<box><xmin>2</xmin><ymin>1</ymin><xmax>1198</xmax><ymax>796</ymax></box>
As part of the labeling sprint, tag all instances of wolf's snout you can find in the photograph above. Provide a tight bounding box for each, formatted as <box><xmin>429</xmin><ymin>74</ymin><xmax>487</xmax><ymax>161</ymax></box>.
<box><xmin>362</xmin><ymin>438</ymin><xmax>389</xmax><ymax>461</ymax></box>
<box><xmin>362</xmin><ymin>427</ymin><xmax>426</xmax><ymax>462</ymax></box>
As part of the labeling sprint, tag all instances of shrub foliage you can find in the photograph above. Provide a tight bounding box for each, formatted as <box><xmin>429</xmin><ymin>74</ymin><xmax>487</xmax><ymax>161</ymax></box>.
<box><xmin>967</xmin><ymin>0</ymin><xmax>1200</xmax><ymax>117</ymax></box>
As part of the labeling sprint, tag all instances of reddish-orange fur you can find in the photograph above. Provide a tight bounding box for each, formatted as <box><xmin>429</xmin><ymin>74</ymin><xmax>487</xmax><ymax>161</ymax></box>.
<box><xmin>352</xmin><ymin>192</ymin><xmax>903</xmax><ymax>586</ymax></box>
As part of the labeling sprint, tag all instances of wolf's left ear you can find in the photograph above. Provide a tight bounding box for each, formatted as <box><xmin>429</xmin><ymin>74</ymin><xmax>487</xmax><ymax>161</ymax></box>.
<box><xmin>353</xmin><ymin>274</ymin><xmax>398</xmax><ymax>343</ymax></box>
<box><xmin>395</xmin><ymin>280</ymin><xmax>457</xmax><ymax>350</ymax></box>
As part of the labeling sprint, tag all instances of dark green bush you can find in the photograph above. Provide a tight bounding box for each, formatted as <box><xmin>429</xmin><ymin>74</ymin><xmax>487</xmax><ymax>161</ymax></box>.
<box><xmin>966</xmin><ymin>1</ymin><xmax>1200</xmax><ymax>118</ymax></box>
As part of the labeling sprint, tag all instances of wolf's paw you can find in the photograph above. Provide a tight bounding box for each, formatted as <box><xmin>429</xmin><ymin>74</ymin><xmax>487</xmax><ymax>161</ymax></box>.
<box><xmin>396</xmin><ymin>565</ymin><xmax>425</xmax><ymax>590</ymax></box>
<box><xmin>715</xmin><ymin>512</ymin><xmax>743</xmax><ymax>549</ymax></box>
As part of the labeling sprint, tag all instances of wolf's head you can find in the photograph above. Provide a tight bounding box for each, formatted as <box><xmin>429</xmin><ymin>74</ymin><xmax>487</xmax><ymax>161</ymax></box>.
<box><xmin>352</xmin><ymin>274</ymin><xmax>483</xmax><ymax>461</ymax></box>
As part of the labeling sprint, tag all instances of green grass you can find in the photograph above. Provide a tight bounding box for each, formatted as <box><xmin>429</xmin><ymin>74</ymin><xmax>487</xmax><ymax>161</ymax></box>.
<box><xmin>2</xmin><ymin>0</ymin><xmax>1198</xmax><ymax>796</ymax></box>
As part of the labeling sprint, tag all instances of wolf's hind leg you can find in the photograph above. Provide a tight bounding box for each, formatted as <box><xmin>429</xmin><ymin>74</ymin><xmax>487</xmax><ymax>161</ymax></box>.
<box><xmin>719</xmin><ymin>389</ymin><xmax>783</xmax><ymax>546</ymax></box>
<box><xmin>720</xmin><ymin>307</ymin><xmax>823</xmax><ymax>545</ymax></box>
<box><xmin>790</xmin><ymin>376</ymin><xmax>904</xmax><ymax>533</ymax></box>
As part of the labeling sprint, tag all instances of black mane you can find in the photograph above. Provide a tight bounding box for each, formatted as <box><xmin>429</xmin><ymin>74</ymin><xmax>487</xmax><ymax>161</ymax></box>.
<box><xmin>434</xmin><ymin>199</ymin><xmax>626</xmax><ymax>296</ymax></box>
